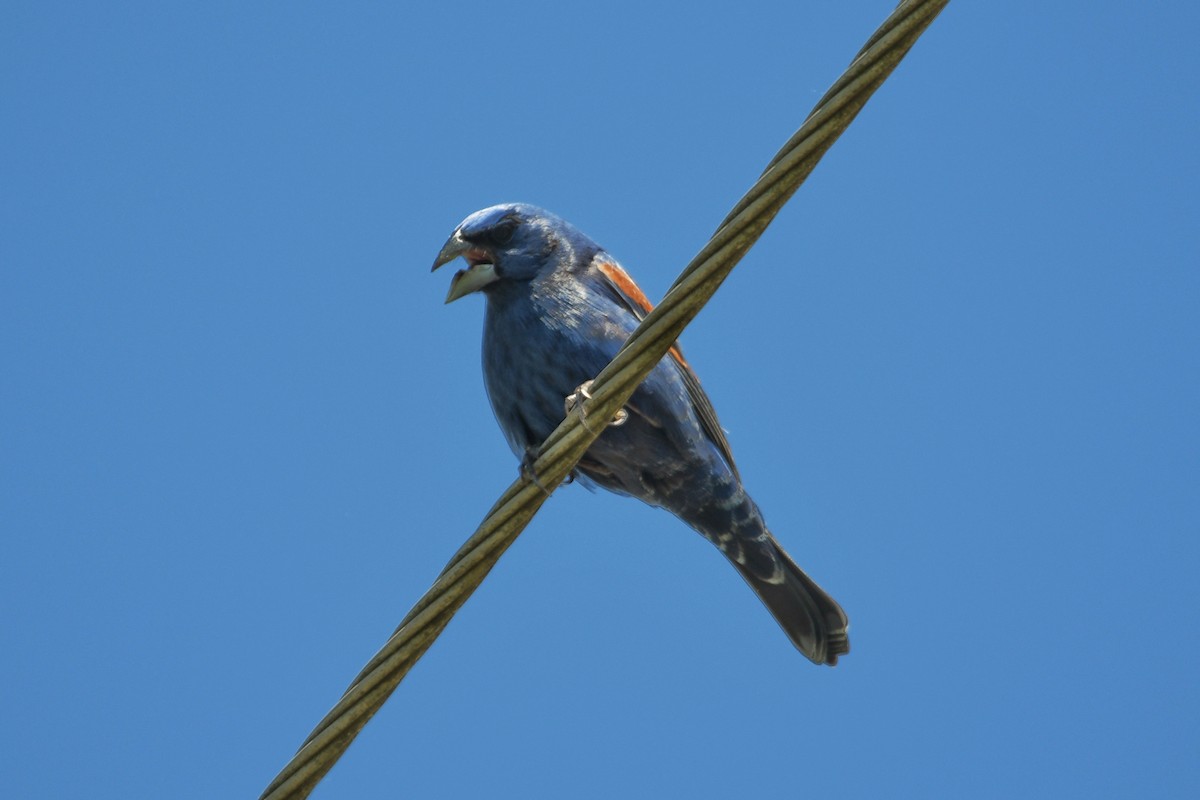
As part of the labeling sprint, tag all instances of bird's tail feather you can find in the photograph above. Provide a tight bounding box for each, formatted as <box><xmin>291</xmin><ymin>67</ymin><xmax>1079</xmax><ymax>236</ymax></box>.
<box><xmin>681</xmin><ymin>479</ymin><xmax>849</xmax><ymax>665</ymax></box>
<box><xmin>731</xmin><ymin>541</ymin><xmax>850</xmax><ymax>666</ymax></box>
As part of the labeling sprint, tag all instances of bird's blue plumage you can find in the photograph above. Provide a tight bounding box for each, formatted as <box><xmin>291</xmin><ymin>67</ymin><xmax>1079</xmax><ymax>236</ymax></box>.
<box><xmin>433</xmin><ymin>203</ymin><xmax>850</xmax><ymax>665</ymax></box>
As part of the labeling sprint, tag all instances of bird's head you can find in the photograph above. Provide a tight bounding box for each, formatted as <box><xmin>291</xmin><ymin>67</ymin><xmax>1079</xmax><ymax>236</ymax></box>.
<box><xmin>431</xmin><ymin>203</ymin><xmax>598</xmax><ymax>303</ymax></box>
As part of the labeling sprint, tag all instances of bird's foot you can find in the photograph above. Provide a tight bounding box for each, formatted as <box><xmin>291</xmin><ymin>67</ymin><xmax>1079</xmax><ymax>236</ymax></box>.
<box><xmin>519</xmin><ymin>447</ymin><xmax>551</xmax><ymax>495</ymax></box>
<box><xmin>564</xmin><ymin>380</ymin><xmax>628</xmax><ymax>433</ymax></box>
<box><xmin>519</xmin><ymin>448</ymin><xmax>549</xmax><ymax>494</ymax></box>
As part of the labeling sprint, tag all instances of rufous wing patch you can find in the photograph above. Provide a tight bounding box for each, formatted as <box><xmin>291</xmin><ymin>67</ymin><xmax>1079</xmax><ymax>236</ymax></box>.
<box><xmin>596</xmin><ymin>260</ymin><xmax>654</xmax><ymax>316</ymax></box>
<box><xmin>595</xmin><ymin>259</ymin><xmax>690</xmax><ymax>370</ymax></box>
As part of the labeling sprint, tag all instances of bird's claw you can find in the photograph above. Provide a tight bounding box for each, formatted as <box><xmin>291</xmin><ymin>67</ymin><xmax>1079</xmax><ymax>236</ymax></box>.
<box><xmin>520</xmin><ymin>448</ymin><xmax>551</xmax><ymax>495</ymax></box>
<box><xmin>565</xmin><ymin>380</ymin><xmax>628</xmax><ymax>433</ymax></box>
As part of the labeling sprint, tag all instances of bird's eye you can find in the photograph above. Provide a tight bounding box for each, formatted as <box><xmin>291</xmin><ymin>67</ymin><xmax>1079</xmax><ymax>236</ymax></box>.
<box><xmin>486</xmin><ymin>217</ymin><xmax>518</xmax><ymax>247</ymax></box>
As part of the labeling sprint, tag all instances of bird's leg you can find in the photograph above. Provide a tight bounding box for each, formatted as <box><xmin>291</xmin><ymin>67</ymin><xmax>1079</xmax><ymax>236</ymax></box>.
<box><xmin>519</xmin><ymin>447</ymin><xmax>551</xmax><ymax>495</ymax></box>
<box><xmin>564</xmin><ymin>380</ymin><xmax>629</xmax><ymax>433</ymax></box>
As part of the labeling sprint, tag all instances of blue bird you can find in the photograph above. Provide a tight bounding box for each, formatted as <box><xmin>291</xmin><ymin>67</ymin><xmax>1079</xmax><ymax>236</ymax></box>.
<box><xmin>433</xmin><ymin>203</ymin><xmax>849</xmax><ymax>665</ymax></box>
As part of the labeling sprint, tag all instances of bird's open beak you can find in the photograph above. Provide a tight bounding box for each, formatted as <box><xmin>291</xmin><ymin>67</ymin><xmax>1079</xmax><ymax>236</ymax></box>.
<box><xmin>431</xmin><ymin>231</ymin><xmax>498</xmax><ymax>304</ymax></box>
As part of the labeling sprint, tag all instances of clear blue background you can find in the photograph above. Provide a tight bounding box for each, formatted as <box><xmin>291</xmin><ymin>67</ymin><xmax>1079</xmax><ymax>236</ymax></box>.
<box><xmin>3</xmin><ymin>2</ymin><xmax>1197</xmax><ymax>797</ymax></box>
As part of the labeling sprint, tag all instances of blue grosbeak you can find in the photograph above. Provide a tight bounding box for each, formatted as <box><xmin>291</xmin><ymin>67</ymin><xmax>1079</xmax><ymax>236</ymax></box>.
<box><xmin>433</xmin><ymin>203</ymin><xmax>849</xmax><ymax>665</ymax></box>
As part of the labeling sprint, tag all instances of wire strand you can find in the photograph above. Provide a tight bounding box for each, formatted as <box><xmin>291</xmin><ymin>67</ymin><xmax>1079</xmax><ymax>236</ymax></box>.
<box><xmin>260</xmin><ymin>2</ymin><xmax>949</xmax><ymax>796</ymax></box>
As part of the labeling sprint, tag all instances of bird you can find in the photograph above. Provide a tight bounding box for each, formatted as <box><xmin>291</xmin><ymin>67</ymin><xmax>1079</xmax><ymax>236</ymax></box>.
<box><xmin>432</xmin><ymin>202</ymin><xmax>849</xmax><ymax>665</ymax></box>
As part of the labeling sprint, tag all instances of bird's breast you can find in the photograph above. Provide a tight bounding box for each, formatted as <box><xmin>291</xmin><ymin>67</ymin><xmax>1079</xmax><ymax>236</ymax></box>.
<box><xmin>481</xmin><ymin>293</ymin><xmax>608</xmax><ymax>457</ymax></box>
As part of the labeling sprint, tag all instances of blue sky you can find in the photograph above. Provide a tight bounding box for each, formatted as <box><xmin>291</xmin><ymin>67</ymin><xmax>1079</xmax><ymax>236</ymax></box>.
<box><xmin>3</xmin><ymin>2</ymin><xmax>1197</xmax><ymax>798</ymax></box>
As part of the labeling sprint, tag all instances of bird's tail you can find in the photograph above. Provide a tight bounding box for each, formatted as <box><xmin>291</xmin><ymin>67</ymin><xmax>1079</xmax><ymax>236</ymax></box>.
<box><xmin>730</xmin><ymin>539</ymin><xmax>850</xmax><ymax>666</ymax></box>
<box><xmin>682</xmin><ymin>481</ymin><xmax>850</xmax><ymax>665</ymax></box>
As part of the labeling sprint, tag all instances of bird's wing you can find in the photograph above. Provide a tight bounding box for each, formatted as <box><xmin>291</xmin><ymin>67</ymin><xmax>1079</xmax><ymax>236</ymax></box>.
<box><xmin>591</xmin><ymin>255</ymin><xmax>740</xmax><ymax>479</ymax></box>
